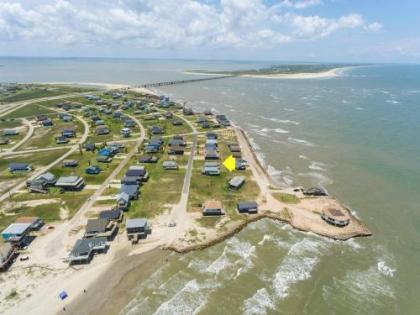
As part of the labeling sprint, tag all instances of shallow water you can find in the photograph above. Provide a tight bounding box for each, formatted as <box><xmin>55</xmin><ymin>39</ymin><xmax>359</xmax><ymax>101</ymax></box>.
<box><xmin>1</xmin><ymin>59</ymin><xmax>419</xmax><ymax>314</ymax></box>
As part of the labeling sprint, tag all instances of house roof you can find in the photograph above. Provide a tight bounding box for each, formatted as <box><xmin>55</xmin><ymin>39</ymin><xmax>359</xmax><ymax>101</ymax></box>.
<box><xmin>229</xmin><ymin>176</ymin><xmax>246</xmax><ymax>187</ymax></box>
<box><xmin>203</xmin><ymin>162</ymin><xmax>219</xmax><ymax>167</ymax></box>
<box><xmin>99</xmin><ymin>210</ymin><xmax>122</xmax><ymax>220</ymax></box>
<box><xmin>2</xmin><ymin>223</ymin><xmax>31</xmax><ymax>235</ymax></box>
<box><xmin>163</xmin><ymin>161</ymin><xmax>178</xmax><ymax>167</ymax></box>
<box><xmin>121</xmin><ymin>184</ymin><xmax>139</xmax><ymax>196</ymax></box>
<box><xmin>126</xmin><ymin>218</ymin><xmax>148</xmax><ymax>229</ymax></box>
<box><xmin>322</xmin><ymin>208</ymin><xmax>350</xmax><ymax>220</ymax></box>
<box><xmin>203</xmin><ymin>200</ymin><xmax>222</xmax><ymax>210</ymax></box>
<box><xmin>8</xmin><ymin>163</ymin><xmax>31</xmax><ymax>170</ymax></box>
<box><xmin>117</xmin><ymin>191</ymin><xmax>130</xmax><ymax>202</ymax></box>
<box><xmin>56</xmin><ymin>176</ymin><xmax>83</xmax><ymax>186</ymax></box>
<box><xmin>70</xmin><ymin>237</ymin><xmax>107</xmax><ymax>257</ymax></box>
<box><xmin>85</xmin><ymin>219</ymin><xmax>108</xmax><ymax>234</ymax></box>
<box><xmin>169</xmin><ymin>145</ymin><xmax>185</xmax><ymax>152</ymax></box>
<box><xmin>237</xmin><ymin>201</ymin><xmax>258</xmax><ymax>210</ymax></box>
<box><xmin>38</xmin><ymin>172</ymin><xmax>55</xmax><ymax>181</ymax></box>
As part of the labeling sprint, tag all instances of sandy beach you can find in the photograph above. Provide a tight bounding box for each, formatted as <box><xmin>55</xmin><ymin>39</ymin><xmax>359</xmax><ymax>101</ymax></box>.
<box><xmin>184</xmin><ymin>67</ymin><xmax>350</xmax><ymax>80</ymax></box>
<box><xmin>0</xmin><ymin>81</ymin><xmax>370</xmax><ymax>315</ymax></box>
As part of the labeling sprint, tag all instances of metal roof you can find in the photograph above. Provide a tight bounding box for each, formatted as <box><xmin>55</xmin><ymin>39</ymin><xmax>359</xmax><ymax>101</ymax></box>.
<box><xmin>229</xmin><ymin>176</ymin><xmax>246</xmax><ymax>187</ymax></box>
<box><xmin>56</xmin><ymin>176</ymin><xmax>83</xmax><ymax>185</ymax></box>
<box><xmin>85</xmin><ymin>219</ymin><xmax>108</xmax><ymax>233</ymax></box>
<box><xmin>126</xmin><ymin>218</ymin><xmax>148</xmax><ymax>229</ymax></box>
<box><xmin>2</xmin><ymin>223</ymin><xmax>31</xmax><ymax>235</ymax></box>
<box><xmin>99</xmin><ymin>210</ymin><xmax>121</xmax><ymax>220</ymax></box>
<box><xmin>237</xmin><ymin>201</ymin><xmax>258</xmax><ymax>210</ymax></box>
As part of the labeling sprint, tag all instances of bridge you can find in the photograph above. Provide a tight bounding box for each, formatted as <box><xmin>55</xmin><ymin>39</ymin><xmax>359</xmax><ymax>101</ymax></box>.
<box><xmin>134</xmin><ymin>75</ymin><xmax>234</xmax><ymax>89</ymax></box>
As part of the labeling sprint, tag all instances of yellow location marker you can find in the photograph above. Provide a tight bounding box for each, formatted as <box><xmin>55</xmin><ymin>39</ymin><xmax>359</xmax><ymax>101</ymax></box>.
<box><xmin>223</xmin><ymin>155</ymin><xmax>236</xmax><ymax>172</ymax></box>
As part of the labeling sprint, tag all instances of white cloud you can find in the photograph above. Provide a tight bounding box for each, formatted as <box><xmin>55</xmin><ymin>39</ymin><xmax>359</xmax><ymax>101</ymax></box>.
<box><xmin>0</xmin><ymin>0</ymin><xmax>380</xmax><ymax>49</ymax></box>
<box><xmin>281</xmin><ymin>0</ymin><xmax>323</xmax><ymax>10</ymax></box>
<box><xmin>288</xmin><ymin>13</ymin><xmax>364</xmax><ymax>39</ymax></box>
<box><xmin>365</xmin><ymin>22</ymin><xmax>382</xmax><ymax>32</ymax></box>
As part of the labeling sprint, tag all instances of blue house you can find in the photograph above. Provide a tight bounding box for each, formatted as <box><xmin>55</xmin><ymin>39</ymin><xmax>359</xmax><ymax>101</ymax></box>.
<box><xmin>41</xmin><ymin>119</ymin><xmax>54</xmax><ymax>127</ymax></box>
<box><xmin>8</xmin><ymin>163</ymin><xmax>32</xmax><ymax>173</ymax></box>
<box><xmin>62</xmin><ymin>129</ymin><xmax>76</xmax><ymax>138</ymax></box>
<box><xmin>1</xmin><ymin>223</ymin><xmax>32</xmax><ymax>243</ymax></box>
<box><xmin>85</xmin><ymin>165</ymin><xmax>101</xmax><ymax>175</ymax></box>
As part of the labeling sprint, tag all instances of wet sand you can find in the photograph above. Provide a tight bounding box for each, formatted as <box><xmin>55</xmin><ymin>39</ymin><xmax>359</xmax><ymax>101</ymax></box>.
<box><xmin>65</xmin><ymin>248</ymin><xmax>169</xmax><ymax>315</ymax></box>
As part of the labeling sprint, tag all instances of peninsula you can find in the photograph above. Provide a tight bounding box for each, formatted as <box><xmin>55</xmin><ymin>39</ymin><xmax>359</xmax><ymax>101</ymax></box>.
<box><xmin>0</xmin><ymin>82</ymin><xmax>371</xmax><ymax>315</ymax></box>
<box><xmin>185</xmin><ymin>63</ymin><xmax>366</xmax><ymax>79</ymax></box>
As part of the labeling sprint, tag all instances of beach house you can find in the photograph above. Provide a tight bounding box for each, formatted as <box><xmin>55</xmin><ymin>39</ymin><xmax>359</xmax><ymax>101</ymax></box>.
<box><xmin>120</xmin><ymin>184</ymin><xmax>140</xmax><ymax>200</ymax></box>
<box><xmin>62</xmin><ymin>159</ymin><xmax>79</xmax><ymax>168</ymax></box>
<box><xmin>163</xmin><ymin>161</ymin><xmax>178</xmax><ymax>170</ymax></box>
<box><xmin>26</xmin><ymin>172</ymin><xmax>56</xmax><ymax>193</ymax></box>
<box><xmin>1</xmin><ymin>223</ymin><xmax>32</xmax><ymax>245</ymax></box>
<box><xmin>237</xmin><ymin>201</ymin><xmax>258</xmax><ymax>214</ymax></box>
<box><xmin>84</xmin><ymin>219</ymin><xmax>117</xmax><ymax>240</ymax></box>
<box><xmin>126</xmin><ymin>218</ymin><xmax>151</xmax><ymax>242</ymax></box>
<box><xmin>202</xmin><ymin>162</ymin><xmax>220</xmax><ymax>176</ymax></box>
<box><xmin>116</xmin><ymin>192</ymin><xmax>130</xmax><ymax>211</ymax></box>
<box><xmin>68</xmin><ymin>237</ymin><xmax>107</xmax><ymax>265</ymax></box>
<box><xmin>8</xmin><ymin>163</ymin><xmax>32</xmax><ymax>173</ymax></box>
<box><xmin>202</xmin><ymin>200</ymin><xmax>224</xmax><ymax>216</ymax></box>
<box><xmin>229</xmin><ymin>176</ymin><xmax>246</xmax><ymax>190</ymax></box>
<box><xmin>138</xmin><ymin>155</ymin><xmax>158</xmax><ymax>163</ymax></box>
<box><xmin>99</xmin><ymin>209</ymin><xmax>123</xmax><ymax>223</ymax></box>
<box><xmin>55</xmin><ymin>176</ymin><xmax>85</xmax><ymax>191</ymax></box>
<box><xmin>321</xmin><ymin>208</ymin><xmax>350</xmax><ymax>227</ymax></box>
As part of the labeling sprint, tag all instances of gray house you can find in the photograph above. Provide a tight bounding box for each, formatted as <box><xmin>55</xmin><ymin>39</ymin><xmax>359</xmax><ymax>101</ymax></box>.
<box><xmin>126</xmin><ymin>218</ymin><xmax>151</xmax><ymax>242</ymax></box>
<box><xmin>228</xmin><ymin>176</ymin><xmax>246</xmax><ymax>190</ymax></box>
<box><xmin>68</xmin><ymin>237</ymin><xmax>107</xmax><ymax>265</ymax></box>
<box><xmin>116</xmin><ymin>192</ymin><xmax>130</xmax><ymax>211</ymax></box>
<box><xmin>55</xmin><ymin>176</ymin><xmax>85</xmax><ymax>191</ymax></box>
<box><xmin>202</xmin><ymin>200</ymin><xmax>224</xmax><ymax>216</ymax></box>
<box><xmin>84</xmin><ymin>219</ymin><xmax>118</xmax><ymax>240</ymax></box>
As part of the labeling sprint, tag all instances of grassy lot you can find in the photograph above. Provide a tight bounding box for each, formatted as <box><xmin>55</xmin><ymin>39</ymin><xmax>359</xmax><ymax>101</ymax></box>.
<box><xmin>3</xmin><ymin>104</ymin><xmax>56</xmax><ymax>120</ymax></box>
<box><xmin>272</xmin><ymin>192</ymin><xmax>300</xmax><ymax>204</ymax></box>
<box><xmin>0</xmin><ymin>119</ymin><xmax>22</xmax><ymax>129</ymax></box>
<box><xmin>140</xmin><ymin>117</ymin><xmax>193</xmax><ymax>136</ymax></box>
<box><xmin>49</xmin><ymin>145</ymin><xmax>132</xmax><ymax>185</ymax></box>
<box><xmin>86</xmin><ymin>113</ymin><xmax>137</xmax><ymax>143</ymax></box>
<box><xmin>188</xmin><ymin>131</ymin><xmax>260</xmax><ymax>227</ymax></box>
<box><xmin>0</xmin><ymin>85</ymin><xmax>91</xmax><ymax>104</ymax></box>
<box><xmin>21</xmin><ymin>118</ymin><xmax>84</xmax><ymax>149</ymax></box>
<box><xmin>0</xmin><ymin>133</ymin><xmax>26</xmax><ymax>150</ymax></box>
<box><xmin>0</xmin><ymin>189</ymin><xmax>94</xmax><ymax>231</ymax></box>
<box><xmin>105</xmin><ymin>136</ymin><xmax>192</xmax><ymax>219</ymax></box>
<box><xmin>0</xmin><ymin>149</ymin><xmax>68</xmax><ymax>181</ymax></box>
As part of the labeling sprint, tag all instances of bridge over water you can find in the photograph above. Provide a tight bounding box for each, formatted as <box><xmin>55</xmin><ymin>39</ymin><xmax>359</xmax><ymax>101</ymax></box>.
<box><xmin>134</xmin><ymin>75</ymin><xmax>234</xmax><ymax>89</ymax></box>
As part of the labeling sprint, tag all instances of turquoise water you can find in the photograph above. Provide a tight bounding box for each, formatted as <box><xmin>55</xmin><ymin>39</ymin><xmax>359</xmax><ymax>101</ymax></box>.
<box><xmin>1</xmin><ymin>59</ymin><xmax>419</xmax><ymax>314</ymax></box>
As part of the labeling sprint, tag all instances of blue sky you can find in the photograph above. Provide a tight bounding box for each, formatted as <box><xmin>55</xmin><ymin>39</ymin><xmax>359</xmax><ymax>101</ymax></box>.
<box><xmin>0</xmin><ymin>0</ymin><xmax>419</xmax><ymax>63</ymax></box>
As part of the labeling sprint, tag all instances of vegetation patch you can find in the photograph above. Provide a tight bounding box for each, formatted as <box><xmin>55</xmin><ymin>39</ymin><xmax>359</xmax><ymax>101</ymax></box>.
<box><xmin>273</xmin><ymin>192</ymin><xmax>300</xmax><ymax>204</ymax></box>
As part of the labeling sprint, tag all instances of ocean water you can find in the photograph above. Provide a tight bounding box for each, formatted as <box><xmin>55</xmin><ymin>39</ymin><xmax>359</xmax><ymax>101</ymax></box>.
<box><xmin>1</xmin><ymin>58</ymin><xmax>419</xmax><ymax>314</ymax></box>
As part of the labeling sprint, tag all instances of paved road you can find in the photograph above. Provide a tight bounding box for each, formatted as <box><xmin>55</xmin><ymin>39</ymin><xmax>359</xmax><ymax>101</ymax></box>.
<box><xmin>0</xmin><ymin>108</ymin><xmax>90</xmax><ymax>203</ymax></box>
<box><xmin>0</xmin><ymin>145</ymin><xmax>74</xmax><ymax>156</ymax></box>
<box><xmin>166</xmin><ymin>111</ymin><xmax>199</xmax><ymax>245</ymax></box>
<box><xmin>0</xmin><ymin>118</ymin><xmax>34</xmax><ymax>156</ymax></box>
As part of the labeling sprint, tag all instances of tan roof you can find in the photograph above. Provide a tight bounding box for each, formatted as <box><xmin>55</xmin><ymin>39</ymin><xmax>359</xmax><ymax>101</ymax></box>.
<box><xmin>322</xmin><ymin>208</ymin><xmax>350</xmax><ymax>220</ymax></box>
<box><xmin>203</xmin><ymin>200</ymin><xmax>222</xmax><ymax>209</ymax></box>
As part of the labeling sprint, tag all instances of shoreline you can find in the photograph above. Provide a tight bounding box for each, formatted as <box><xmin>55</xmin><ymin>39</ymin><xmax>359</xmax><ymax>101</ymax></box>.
<box><xmin>1</xmin><ymin>81</ymin><xmax>371</xmax><ymax>315</ymax></box>
<box><xmin>184</xmin><ymin>67</ymin><xmax>352</xmax><ymax>80</ymax></box>
<box><xmin>65</xmin><ymin>248</ymin><xmax>168</xmax><ymax>315</ymax></box>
